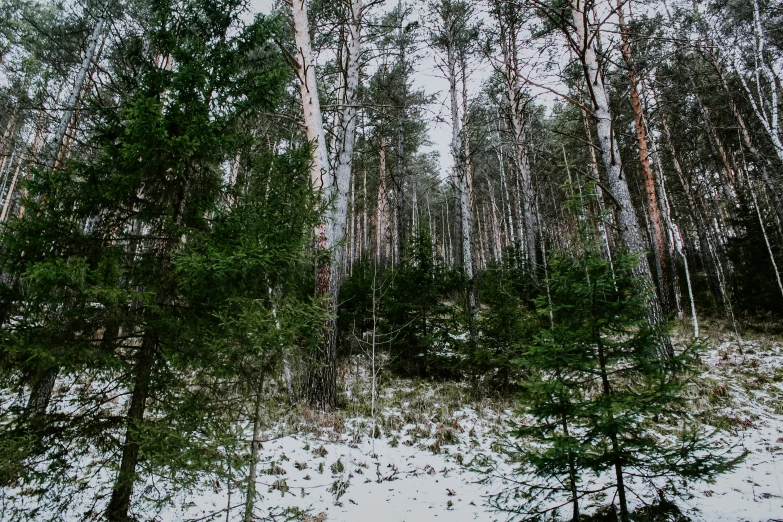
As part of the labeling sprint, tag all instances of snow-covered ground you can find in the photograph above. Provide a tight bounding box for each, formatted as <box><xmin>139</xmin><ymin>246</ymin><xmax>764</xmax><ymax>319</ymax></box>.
<box><xmin>153</xmin><ymin>332</ymin><xmax>783</xmax><ymax>522</ymax></box>
<box><xmin>679</xmin><ymin>335</ymin><xmax>783</xmax><ymax>522</ymax></box>
<box><xmin>4</xmin><ymin>330</ymin><xmax>783</xmax><ymax>521</ymax></box>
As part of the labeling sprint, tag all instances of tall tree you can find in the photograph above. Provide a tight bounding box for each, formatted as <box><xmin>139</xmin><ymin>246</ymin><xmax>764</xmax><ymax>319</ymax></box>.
<box><xmin>290</xmin><ymin>0</ymin><xmax>365</xmax><ymax>410</ymax></box>
<box><xmin>429</xmin><ymin>0</ymin><xmax>479</xmax><ymax>326</ymax></box>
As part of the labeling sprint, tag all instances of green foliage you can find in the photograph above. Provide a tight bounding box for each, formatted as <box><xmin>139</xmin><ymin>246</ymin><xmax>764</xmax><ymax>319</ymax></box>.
<box><xmin>467</xmin><ymin>257</ymin><xmax>540</xmax><ymax>390</ymax></box>
<box><xmin>382</xmin><ymin>228</ymin><xmax>462</xmax><ymax>377</ymax></box>
<box><xmin>725</xmin><ymin>193</ymin><xmax>783</xmax><ymax>317</ymax></box>
<box><xmin>489</xmin><ymin>250</ymin><xmax>743</xmax><ymax>521</ymax></box>
<box><xmin>0</xmin><ymin>0</ymin><xmax>320</xmax><ymax>518</ymax></box>
<box><xmin>338</xmin><ymin>228</ymin><xmax>465</xmax><ymax>378</ymax></box>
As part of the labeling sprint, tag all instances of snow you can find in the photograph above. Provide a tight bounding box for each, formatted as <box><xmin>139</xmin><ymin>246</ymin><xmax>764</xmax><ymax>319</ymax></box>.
<box><xmin>156</xmin><ymin>399</ymin><xmax>517</xmax><ymax>522</ymax></box>
<box><xmin>678</xmin><ymin>337</ymin><xmax>783</xmax><ymax>521</ymax></box>
<box><xmin>154</xmin><ymin>333</ymin><xmax>783</xmax><ymax>522</ymax></box>
<box><xmin>4</xmin><ymin>332</ymin><xmax>783</xmax><ymax>521</ymax></box>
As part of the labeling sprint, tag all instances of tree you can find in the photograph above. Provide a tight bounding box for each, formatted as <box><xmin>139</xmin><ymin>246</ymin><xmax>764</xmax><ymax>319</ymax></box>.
<box><xmin>382</xmin><ymin>227</ymin><xmax>459</xmax><ymax>378</ymax></box>
<box><xmin>531</xmin><ymin>0</ymin><xmax>674</xmax><ymax>356</ymax></box>
<box><xmin>290</xmin><ymin>0</ymin><xmax>365</xmax><ymax>411</ymax></box>
<box><xmin>487</xmin><ymin>0</ymin><xmax>539</xmax><ymax>276</ymax></box>
<box><xmin>0</xmin><ymin>1</ymin><xmax>316</xmax><ymax>519</ymax></box>
<box><xmin>490</xmin><ymin>250</ymin><xmax>742</xmax><ymax>521</ymax></box>
<box><xmin>429</xmin><ymin>0</ymin><xmax>480</xmax><ymax>329</ymax></box>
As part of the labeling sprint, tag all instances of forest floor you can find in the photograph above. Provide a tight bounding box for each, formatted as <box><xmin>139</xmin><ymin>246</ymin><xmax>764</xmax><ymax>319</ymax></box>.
<box><xmin>154</xmin><ymin>321</ymin><xmax>783</xmax><ymax>522</ymax></box>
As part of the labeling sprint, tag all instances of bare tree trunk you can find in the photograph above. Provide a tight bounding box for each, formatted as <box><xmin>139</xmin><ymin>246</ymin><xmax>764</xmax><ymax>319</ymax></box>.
<box><xmin>395</xmin><ymin>0</ymin><xmax>408</xmax><ymax>256</ymax></box>
<box><xmin>445</xmin><ymin>198</ymin><xmax>453</xmax><ymax>266</ymax></box>
<box><xmin>498</xmin><ymin>18</ymin><xmax>537</xmax><ymax>274</ymax></box>
<box><xmin>707</xmin><ymin>49</ymin><xmax>783</xmax><ymax>221</ymax></box>
<box><xmin>495</xmin><ymin>116</ymin><xmax>516</xmax><ymax>252</ymax></box>
<box><xmin>569</xmin><ymin>0</ymin><xmax>671</xmax><ymax>357</ymax></box>
<box><xmin>292</xmin><ymin>0</ymin><xmax>363</xmax><ymax>410</ymax></box>
<box><xmin>488</xmin><ymin>180</ymin><xmax>502</xmax><ymax>259</ymax></box>
<box><xmin>734</xmin><ymin>0</ymin><xmax>783</xmax><ymax>166</ymax></box>
<box><xmin>0</xmin><ymin>160</ymin><xmax>23</xmax><ymax>223</ymax></box>
<box><xmin>461</xmin><ymin>65</ymin><xmax>474</xmax><ymax>209</ymax></box>
<box><xmin>363</xmin><ymin>167</ymin><xmax>368</xmax><ymax>258</ymax></box>
<box><xmin>376</xmin><ymin>136</ymin><xmax>390</xmax><ymax>265</ymax></box>
<box><xmin>106</xmin><ymin>335</ymin><xmax>156</xmax><ymax>521</ymax></box>
<box><xmin>617</xmin><ymin>1</ymin><xmax>670</xmax><ymax>311</ymax></box>
<box><xmin>0</xmin><ymin>111</ymin><xmax>19</xmax><ymax>178</ymax></box>
<box><xmin>244</xmin><ymin>380</ymin><xmax>265</xmax><ymax>522</ymax></box>
<box><xmin>444</xmin><ymin>33</ymin><xmax>477</xmax><ymax>325</ymax></box>
<box><xmin>582</xmin><ymin>107</ymin><xmax>616</xmax><ymax>269</ymax></box>
<box><xmin>51</xmin><ymin>12</ymin><xmax>106</xmax><ymax>168</ymax></box>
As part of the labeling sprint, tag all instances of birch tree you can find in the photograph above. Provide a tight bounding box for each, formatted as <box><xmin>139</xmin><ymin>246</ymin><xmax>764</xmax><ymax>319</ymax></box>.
<box><xmin>429</xmin><ymin>0</ymin><xmax>480</xmax><ymax>325</ymax></box>
<box><xmin>729</xmin><ymin>0</ymin><xmax>783</xmax><ymax>167</ymax></box>
<box><xmin>291</xmin><ymin>0</ymin><xmax>366</xmax><ymax>410</ymax></box>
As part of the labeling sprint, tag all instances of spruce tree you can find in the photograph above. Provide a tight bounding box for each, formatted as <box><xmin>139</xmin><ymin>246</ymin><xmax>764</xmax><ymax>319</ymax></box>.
<box><xmin>382</xmin><ymin>227</ymin><xmax>458</xmax><ymax>377</ymax></box>
<box><xmin>0</xmin><ymin>0</ymin><xmax>319</xmax><ymax>519</ymax></box>
<box><xmin>490</xmin><ymin>250</ymin><xmax>743</xmax><ymax>521</ymax></box>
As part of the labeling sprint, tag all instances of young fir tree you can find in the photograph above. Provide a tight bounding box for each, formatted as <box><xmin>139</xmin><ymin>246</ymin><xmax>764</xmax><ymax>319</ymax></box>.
<box><xmin>489</xmin><ymin>250</ymin><xmax>742</xmax><ymax>522</ymax></box>
<box><xmin>470</xmin><ymin>254</ymin><xmax>538</xmax><ymax>390</ymax></box>
<box><xmin>382</xmin><ymin>226</ymin><xmax>459</xmax><ymax>378</ymax></box>
<box><xmin>0</xmin><ymin>0</ymin><xmax>319</xmax><ymax>519</ymax></box>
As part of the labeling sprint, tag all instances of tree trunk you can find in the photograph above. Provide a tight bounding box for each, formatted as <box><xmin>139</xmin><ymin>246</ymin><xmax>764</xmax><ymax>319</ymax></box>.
<box><xmin>244</xmin><ymin>381</ymin><xmax>265</xmax><ymax>522</ymax></box>
<box><xmin>447</xmin><ymin>40</ymin><xmax>477</xmax><ymax>325</ymax></box>
<box><xmin>106</xmin><ymin>335</ymin><xmax>156</xmax><ymax>521</ymax></box>
<box><xmin>499</xmin><ymin>18</ymin><xmax>537</xmax><ymax>274</ymax></box>
<box><xmin>395</xmin><ymin>0</ymin><xmax>407</xmax><ymax>257</ymax></box>
<box><xmin>292</xmin><ymin>0</ymin><xmax>363</xmax><ymax>411</ymax></box>
<box><xmin>376</xmin><ymin>135</ymin><xmax>390</xmax><ymax>264</ymax></box>
<box><xmin>569</xmin><ymin>0</ymin><xmax>671</xmax><ymax>358</ymax></box>
<box><xmin>734</xmin><ymin>0</ymin><xmax>783</xmax><ymax>167</ymax></box>
<box><xmin>596</xmin><ymin>337</ymin><xmax>629</xmax><ymax>522</ymax></box>
<box><xmin>51</xmin><ymin>13</ymin><xmax>106</xmax><ymax>168</ymax></box>
<box><xmin>0</xmin><ymin>159</ymin><xmax>23</xmax><ymax>223</ymax></box>
<box><xmin>617</xmin><ymin>1</ymin><xmax>670</xmax><ymax>311</ymax></box>
<box><xmin>708</xmin><ymin>49</ymin><xmax>783</xmax><ymax>222</ymax></box>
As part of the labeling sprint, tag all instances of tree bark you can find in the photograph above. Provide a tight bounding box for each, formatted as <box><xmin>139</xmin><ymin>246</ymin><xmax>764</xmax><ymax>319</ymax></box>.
<box><xmin>734</xmin><ymin>0</ymin><xmax>783</xmax><ymax>166</ymax></box>
<box><xmin>292</xmin><ymin>0</ymin><xmax>363</xmax><ymax>411</ymax></box>
<box><xmin>106</xmin><ymin>335</ymin><xmax>156</xmax><ymax>521</ymax></box>
<box><xmin>446</xmin><ymin>36</ymin><xmax>477</xmax><ymax>325</ymax></box>
<box><xmin>51</xmin><ymin>13</ymin><xmax>106</xmax><ymax>168</ymax></box>
<box><xmin>244</xmin><ymin>381</ymin><xmax>265</xmax><ymax>522</ymax></box>
<box><xmin>617</xmin><ymin>1</ymin><xmax>670</xmax><ymax>311</ymax></box>
<box><xmin>569</xmin><ymin>0</ymin><xmax>671</xmax><ymax>357</ymax></box>
<box><xmin>395</xmin><ymin>0</ymin><xmax>408</xmax><ymax>257</ymax></box>
<box><xmin>376</xmin><ymin>135</ymin><xmax>390</xmax><ymax>264</ymax></box>
<box><xmin>497</xmin><ymin>12</ymin><xmax>537</xmax><ymax>274</ymax></box>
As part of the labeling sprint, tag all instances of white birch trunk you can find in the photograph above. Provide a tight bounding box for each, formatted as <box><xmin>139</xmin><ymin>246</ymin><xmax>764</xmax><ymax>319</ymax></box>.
<box><xmin>292</xmin><ymin>0</ymin><xmax>363</xmax><ymax>410</ymax></box>
<box><xmin>734</xmin><ymin>0</ymin><xmax>783</xmax><ymax>166</ymax></box>
<box><xmin>446</xmin><ymin>38</ymin><xmax>476</xmax><ymax>320</ymax></box>
<box><xmin>51</xmin><ymin>13</ymin><xmax>106</xmax><ymax>168</ymax></box>
<box><xmin>569</xmin><ymin>0</ymin><xmax>670</xmax><ymax>355</ymax></box>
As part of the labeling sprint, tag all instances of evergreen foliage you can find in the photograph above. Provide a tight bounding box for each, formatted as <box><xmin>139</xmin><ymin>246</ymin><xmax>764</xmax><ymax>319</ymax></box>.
<box><xmin>468</xmin><ymin>256</ymin><xmax>538</xmax><ymax>390</ymax></box>
<box><xmin>489</xmin><ymin>250</ymin><xmax>744</xmax><ymax>522</ymax></box>
<box><xmin>0</xmin><ymin>0</ymin><xmax>320</xmax><ymax>518</ymax></box>
<box><xmin>0</xmin><ymin>0</ymin><xmax>776</xmax><ymax>518</ymax></box>
<box><xmin>382</xmin><ymin>227</ymin><xmax>461</xmax><ymax>378</ymax></box>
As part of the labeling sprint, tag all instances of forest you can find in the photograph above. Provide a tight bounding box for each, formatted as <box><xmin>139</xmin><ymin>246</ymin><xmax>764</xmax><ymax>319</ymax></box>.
<box><xmin>0</xmin><ymin>0</ymin><xmax>781</xmax><ymax>520</ymax></box>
